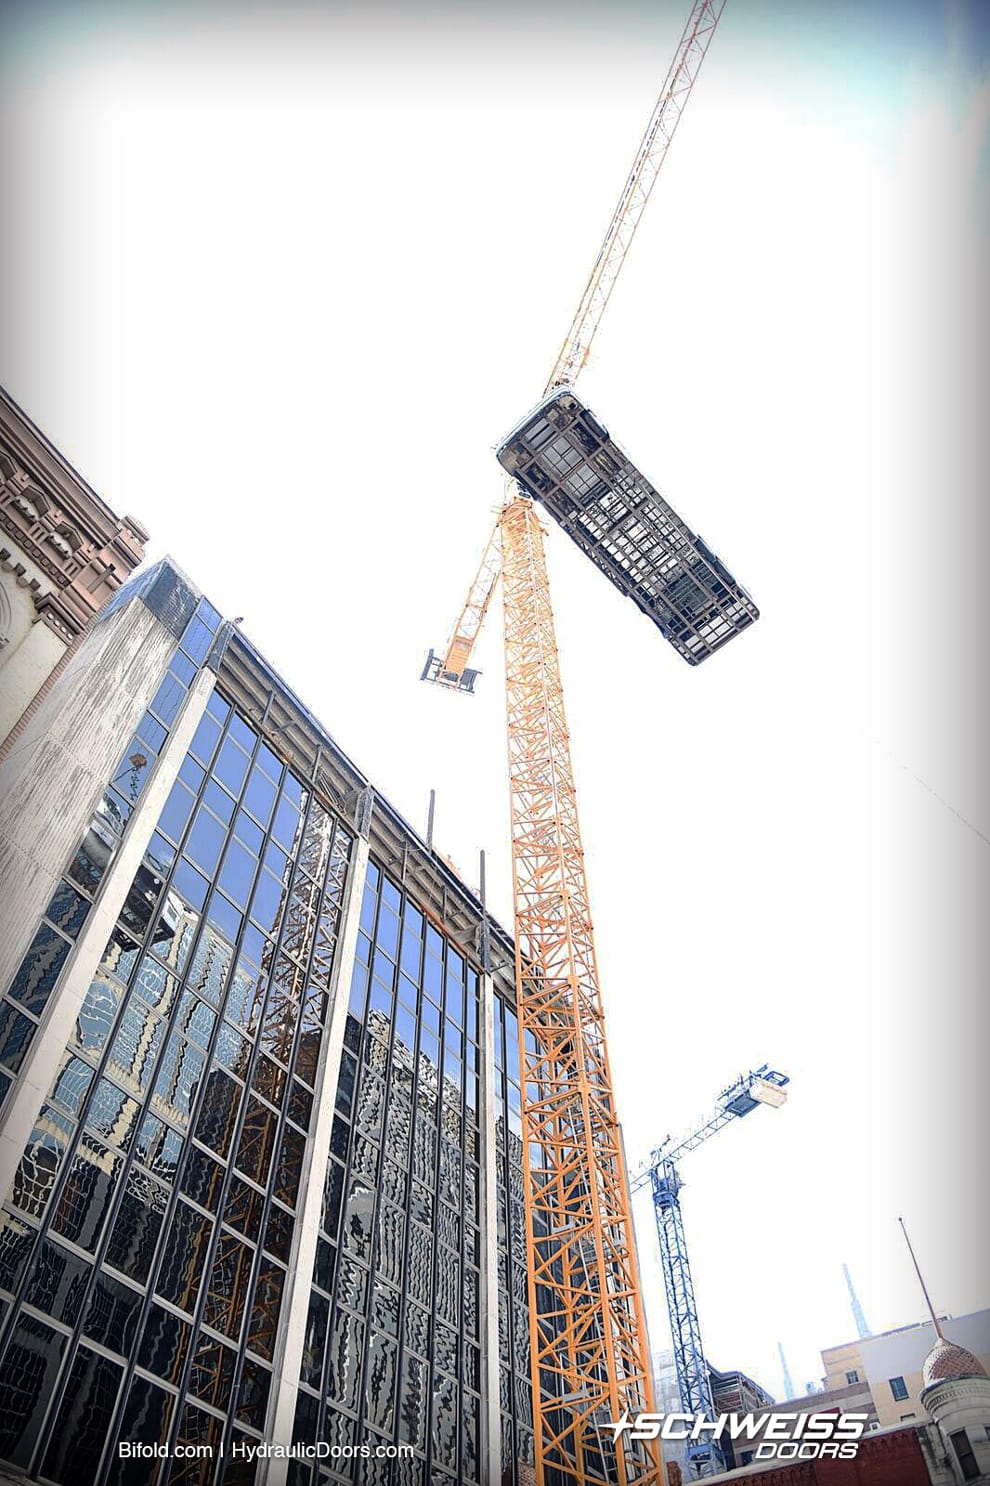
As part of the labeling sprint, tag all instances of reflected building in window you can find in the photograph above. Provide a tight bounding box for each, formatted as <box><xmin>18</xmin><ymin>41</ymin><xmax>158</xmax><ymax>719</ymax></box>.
<box><xmin>0</xmin><ymin>553</ymin><xmax>537</xmax><ymax>1485</ymax></box>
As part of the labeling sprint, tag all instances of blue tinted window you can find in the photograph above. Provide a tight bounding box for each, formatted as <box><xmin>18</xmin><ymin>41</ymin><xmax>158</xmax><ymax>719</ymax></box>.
<box><xmin>189</xmin><ymin>713</ymin><xmax>222</xmax><ymax>767</ymax></box>
<box><xmin>255</xmin><ymin>742</ymin><xmax>281</xmax><ymax>782</ymax></box>
<box><xmin>172</xmin><ymin>859</ymin><xmax>209</xmax><ymax>914</ymax></box>
<box><xmin>250</xmin><ymin>871</ymin><xmax>285</xmax><ymax>937</ymax></box>
<box><xmin>46</xmin><ymin>883</ymin><xmax>90</xmax><ymax>938</ymax></box>
<box><xmin>214</xmin><ymin>738</ymin><xmax>250</xmax><ymax>797</ymax></box>
<box><xmin>203</xmin><ymin>780</ymin><xmax>234</xmax><ymax>826</ymax></box>
<box><xmin>227</xmin><ymin>713</ymin><xmax>257</xmax><ymax>754</ymax></box>
<box><xmin>137</xmin><ymin>713</ymin><xmax>168</xmax><ymax>755</ymax></box>
<box><xmin>0</xmin><ymin>1004</ymin><xmax>35</xmax><ymax>1073</ymax></box>
<box><xmin>111</xmin><ymin>739</ymin><xmax>154</xmax><ymax>805</ymax></box>
<box><xmin>271</xmin><ymin>795</ymin><xmax>301</xmax><ymax>853</ymax></box>
<box><xmin>196</xmin><ymin>598</ymin><xmax>222</xmax><ymax>633</ymax></box>
<box><xmin>158</xmin><ymin>780</ymin><xmax>195</xmax><ymax>845</ymax></box>
<box><xmin>235</xmin><ymin>811</ymin><xmax>265</xmax><ymax>857</ymax></box>
<box><xmin>207</xmin><ymin>893</ymin><xmax>241</xmax><ymax>945</ymax></box>
<box><xmin>180</xmin><ymin>617</ymin><xmax>213</xmax><ymax>666</ymax></box>
<box><xmin>185</xmin><ymin>809</ymin><xmax>226</xmax><ymax>876</ymax></box>
<box><xmin>149</xmin><ymin>673</ymin><xmax>186</xmax><ymax>729</ymax></box>
<box><xmin>243</xmin><ymin>769</ymin><xmax>277</xmax><ymax>828</ymax></box>
<box><xmin>9</xmin><ymin>926</ymin><xmax>71</xmax><ymax>1017</ymax></box>
<box><xmin>218</xmin><ymin>839</ymin><xmax>258</xmax><ymax>909</ymax></box>
<box><xmin>170</xmin><ymin>651</ymin><xmax>197</xmax><ymax>687</ymax></box>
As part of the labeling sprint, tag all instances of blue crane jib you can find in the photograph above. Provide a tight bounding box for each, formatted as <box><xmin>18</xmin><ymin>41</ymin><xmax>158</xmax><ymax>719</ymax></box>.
<box><xmin>631</xmin><ymin>1066</ymin><xmax>789</xmax><ymax>1481</ymax></box>
<box><xmin>495</xmin><ymin>389</ymin><xmax>759</xmax><ymax>665</ymax></box>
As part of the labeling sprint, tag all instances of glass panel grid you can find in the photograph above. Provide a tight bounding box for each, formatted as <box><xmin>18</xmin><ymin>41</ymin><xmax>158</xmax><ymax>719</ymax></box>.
<box><xmin>0</xmin><ymin>684</ymin><xmax>353</xmax><ymax>1481</ymax></box>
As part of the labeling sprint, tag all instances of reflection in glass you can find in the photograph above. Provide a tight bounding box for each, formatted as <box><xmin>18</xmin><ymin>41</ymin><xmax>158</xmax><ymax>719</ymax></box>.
<box><xmin>106</xmin><ymin>1004</ymin><xmax>166</xmax><ymax>1097</ymax></box>
<box><xmin>188</xmin><ymin>1334</ymin><xmax>235</xmax><ymax>1408</ymax></box>
<box><xmin>23</xmin><ymin>1240</ymin><xmax>89</xmax><ymax>1327</ymax></box>
<box><xmin>152</xmin><ymin>1036</ymin><xmax>205</xmax><ymax>1128</ymax></box>
<box><xmin>326</xmin><ymin>1307</ymin><xmax>364</xmax><ymax>1413</ymax></box>
<box><xmin>86</xmin><ymin>1078</ymin><xmax>141</xmax><ymax>1151</ymax></box>
<box><xmin>203</xmin><ymin>1230</ymin><xmax>253</xmax><ymax>1340</ymax></box>
<box><xmin>432</xmin><ymin>1373</ymin><xmax>458</xmax><ymax>1471</ymax></box>
<box><xmin>397</xmin><ymin>1352</ymin><xmax>428</xmax><ymax>1452</ymax></box>
<box><xmin>12</xmin><ymin>1105</ymin><xmax>73</xmax><ymax>1219</ymax></box>
<box><xmin>8</xmin><ymin>926</ymin><xmax>71</xmax><ymax>1018</ymax></box>
<box><xmin>236</xmin><ymin>1358</ymin><xmax>271</xmax><ymax>1430</ymax></box>
<box><xmin>366</xmin><ymin>1331</ymin><xmax>397</xmax><ymax>1433</ymax></box>
<box><xmin>82</xmin><ymin>1272</ymin><xmax>143</xmax><ymax>1353</ymax></box>
<box><xmin>0</xmin><ymin>1315</ymin><xmax>66</xmax><ymax>1467</ymax></box>
<box><xmin>105</xmin><ymin>1167</ymin><xmax>168</xmax><ymax>1284</ymax></box>
<box><xmin>247</xmin><ymin>1261</ymin><xmax>284</xmax><ymax>1362</ymax></box>
<box><xmin>51</xmin><ymin>1134</ymin><xmax>123</xmax><ymax>1251</ymax></box>
<box><xmin>179</xmin><ymin>1146</ymin><xmax>224</xmax><ymax>1213</ymax></box>
<box><xmin>134</xmin><ymin>1116</ymin><xmax>183</xmax><ymax>1181</ymax></box>
<box><xmin>137</xmin><ymin>1303</ymin><xmax>189</xmax><ymax>1383</ymax></box>
<box><xmin>155</xmin><ymin>1202</ymin><xmax>213</xmax><ymax>1312</ymax></box>
<box><xmin>49</xmin><ymin>1054</ymin><xmax>94</xmax><ymax>1118</ymax></box>
<box><xmin>108</xmin><ymin>1375</ymin><xmax>173</xmax><ymax>1486</ymax></box>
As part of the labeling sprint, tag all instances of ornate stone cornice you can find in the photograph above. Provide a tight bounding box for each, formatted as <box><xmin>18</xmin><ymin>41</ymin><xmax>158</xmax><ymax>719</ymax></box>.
<box><xmin>0</xmin><ymin>387</ymin><xmax>148</xmax><ymax>559</ymax></box>
<box><xmin>0</xmin><ymin>389</ymin><xmax>149</xmax><ymax>632</ymax></box>
<box><xmin>922</xmin><ymin>1375</ymin><xmax>990</xmax><ymax>1412</ymax></box>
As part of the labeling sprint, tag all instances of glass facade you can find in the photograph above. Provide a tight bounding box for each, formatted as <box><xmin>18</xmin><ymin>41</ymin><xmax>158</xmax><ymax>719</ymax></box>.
<box><xmin>493</xmin><ymin>999</ymin><xmax>535</xmax><ymax>1478</ymax></box>
<box><xmin>291</xmin><ymin>862</ymin><xmax>484</xmax><ymax>1485</ymax></box>
<box><xmin>0</xmin><ymin>602</ymin><xmax>535</xmax><ymax>1485</ymax></box>
<box><xmin>0</xmin><ymin>666</ymin><xmax>353</xmax><ymax>1482</ymax></box>
<box><xmin>0</xmin><ymin>598</ymin><xmax>222</xmax><ymax>1115</ymax></box>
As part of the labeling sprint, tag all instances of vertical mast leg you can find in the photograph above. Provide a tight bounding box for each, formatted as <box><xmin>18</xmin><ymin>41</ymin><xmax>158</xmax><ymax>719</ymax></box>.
<box><xmin>500</xmin><ymin>496</ymin><xmax>662</xmax><ymax>1486</ymax></box>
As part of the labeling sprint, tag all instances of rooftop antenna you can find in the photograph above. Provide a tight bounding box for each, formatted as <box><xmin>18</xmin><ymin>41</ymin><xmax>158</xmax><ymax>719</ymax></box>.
<box><xmin>426</xmin><ymin>789</ymin><xmax>436</xmax><ymax>850</ymax></box>
<box><xmin>778</xmin><ymin>1341</ymin><xmax>795</xmax><ymax>1400</ymax></box>
<box><xmin>843</xmin><ymin>1262</ymin><xmax>871</xmax><ymax>1340</ymax></box>
<box><xmin>898</xmin><ymin>1216</ymin><xmax>945</xmax><ymax>1340</ymax></box>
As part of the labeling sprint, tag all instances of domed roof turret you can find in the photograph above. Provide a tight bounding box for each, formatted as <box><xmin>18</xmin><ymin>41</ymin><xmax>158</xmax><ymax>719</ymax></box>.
<box><xmin>923</xmin><ymin>1336</ymin><xmax>988</xmax><ymax>1387</ymax></box>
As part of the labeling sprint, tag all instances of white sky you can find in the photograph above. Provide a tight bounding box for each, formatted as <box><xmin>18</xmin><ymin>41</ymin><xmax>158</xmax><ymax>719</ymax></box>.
<box><xmin>2</xmin><ymin>0</ymin><xmax>988</xmax><ymax>1403</ymax></box>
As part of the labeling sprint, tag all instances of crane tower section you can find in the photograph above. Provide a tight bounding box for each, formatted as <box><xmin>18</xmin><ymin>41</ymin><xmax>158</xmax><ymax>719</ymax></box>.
<box><xmin>497</xmin><ymin>390</ymin><xmax>758</xmax><ymax>665</ymax></box>
<box><xmin>501</xmin><ymin>496</ymin><xmax>662</xmax><ymax>1485</ymax></box>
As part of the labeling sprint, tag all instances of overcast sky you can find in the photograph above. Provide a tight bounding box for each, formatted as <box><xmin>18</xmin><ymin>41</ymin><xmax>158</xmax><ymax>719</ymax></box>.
<box><xmin>2</xmin><ymin>0</ymin><xmax>988</xmax><ymax>1402</ymax></box>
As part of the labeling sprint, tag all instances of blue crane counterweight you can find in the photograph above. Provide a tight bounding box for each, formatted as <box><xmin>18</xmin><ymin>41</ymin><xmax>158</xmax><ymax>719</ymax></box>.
<box><xmin>631</xmin><ymin>1066</ymin><xmax>790</xmax><ymax>1480</ymax></box>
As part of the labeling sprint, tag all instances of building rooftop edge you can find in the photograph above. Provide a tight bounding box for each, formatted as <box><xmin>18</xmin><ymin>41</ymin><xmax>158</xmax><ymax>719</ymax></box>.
<box><xmin>222</xmin><ymin>627</ymin><xmax>518</xmax><ymax>995</ymax></box>
<box><xmin>0</xmin><ymin>384</ymin><xmax>148</xmax><ymax>538</ymax></box>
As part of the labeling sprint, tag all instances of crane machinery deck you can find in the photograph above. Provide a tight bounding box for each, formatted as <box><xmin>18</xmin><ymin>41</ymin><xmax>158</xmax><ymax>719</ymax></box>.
<box><xmin>421</xmin><ymin>3</ymin><xmax>760</xmax><ymax>1482</ymax></box>
<box><xmin>630</xmin><ymin>1066</ymin><xmax>790</xmax><ymax>1480</ymax></box>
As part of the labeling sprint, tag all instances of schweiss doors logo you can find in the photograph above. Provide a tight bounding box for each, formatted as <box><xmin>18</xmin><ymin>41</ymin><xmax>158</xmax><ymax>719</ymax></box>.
<box><xmin>610</xmin><ymin>1411</ymin><xmax>870</xmax><ymax>1461</ymax></box>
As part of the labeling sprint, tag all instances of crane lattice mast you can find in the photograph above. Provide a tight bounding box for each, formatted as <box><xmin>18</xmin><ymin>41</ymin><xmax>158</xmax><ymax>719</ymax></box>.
<box><xmin>629</xmin><ymin>1067</ymin><xmax>790</xmax><ymax>1480</ymax></box>
<box><xmin>425</xmin><ymin>3</ymin><xmax>731</xmax><ymax>1480</ymax></box>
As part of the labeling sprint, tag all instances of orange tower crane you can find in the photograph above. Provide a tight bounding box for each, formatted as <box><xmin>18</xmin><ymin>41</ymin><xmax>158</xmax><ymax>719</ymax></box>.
<box><xmin>424</xmin><ymin>5</ymin><xmax>728</xmax><ymax>1482</ymax></box>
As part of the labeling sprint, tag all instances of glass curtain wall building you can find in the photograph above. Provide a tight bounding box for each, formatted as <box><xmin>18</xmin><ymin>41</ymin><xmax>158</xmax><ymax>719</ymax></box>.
<box><xmin>0</xmin><ymin>557</ymin><xmax>535</xmax><ymax>1486</ymax></box>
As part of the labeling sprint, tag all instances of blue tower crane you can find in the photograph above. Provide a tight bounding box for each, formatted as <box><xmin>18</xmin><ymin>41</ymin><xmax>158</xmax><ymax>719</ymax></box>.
<box><xmin>630</xmin><ymin>1065</ymin><xmax>790</xmax><ymax>1480</ymax></box>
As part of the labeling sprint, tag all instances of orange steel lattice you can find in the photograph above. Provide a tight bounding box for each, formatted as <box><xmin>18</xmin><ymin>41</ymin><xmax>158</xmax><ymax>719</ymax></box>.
<box><xmin>500</xmin><ymin>495</ymin><xmax>661</xmax><ymax>1486</ymax></box>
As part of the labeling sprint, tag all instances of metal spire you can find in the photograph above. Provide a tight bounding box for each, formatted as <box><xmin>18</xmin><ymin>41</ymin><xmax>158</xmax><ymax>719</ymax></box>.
<box><xmin>843</xmin><ymin>1263</ymin><xmax>871</xmax><ymax>1340</ymax></box>
<box><xmin>778</xmin><ymin>1341</ymin><xmax>795</xmax><ymax>1400</ymax></box>
<box><xmin>898</xmin><ymin>1216</ymin><xmax>945</xmax><ymax>1340</ymax></box>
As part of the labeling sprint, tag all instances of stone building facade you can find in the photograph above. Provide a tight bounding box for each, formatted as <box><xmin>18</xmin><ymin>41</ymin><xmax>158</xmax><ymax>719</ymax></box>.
<box><xmin>0</xmin><ymin>388</ymin><xmax>148</xmax><ymax>759</ymax></box>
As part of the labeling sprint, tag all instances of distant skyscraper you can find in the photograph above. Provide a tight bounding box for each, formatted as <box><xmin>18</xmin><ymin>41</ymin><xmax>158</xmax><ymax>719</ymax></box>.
<box><xmin>844</xmin><ymin>1261</ymin><xmax>871</xmax><ymax>1340</ymax></box>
